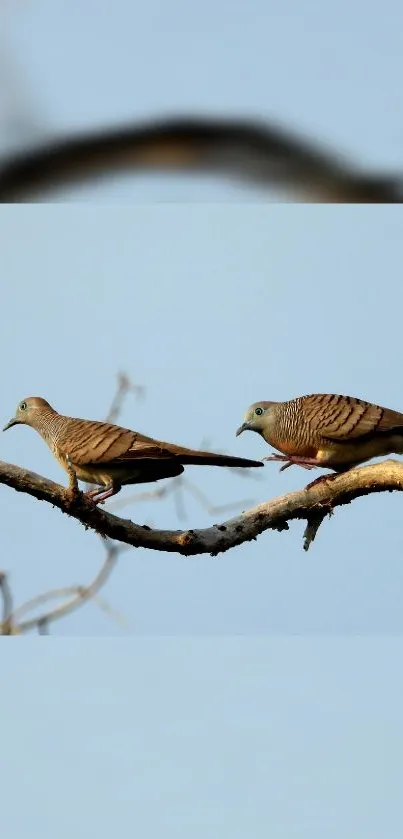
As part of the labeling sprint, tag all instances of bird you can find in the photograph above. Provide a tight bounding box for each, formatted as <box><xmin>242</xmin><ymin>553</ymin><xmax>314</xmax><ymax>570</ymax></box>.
<box><xmin>236</xmin><ymin>393</ymin><xmax>403</xmax><ymax>474</ymax></box>
<box><xmin>3</xmin><ymin>396</ymin><xmax>263</xmax><ymax>504</ymax></box>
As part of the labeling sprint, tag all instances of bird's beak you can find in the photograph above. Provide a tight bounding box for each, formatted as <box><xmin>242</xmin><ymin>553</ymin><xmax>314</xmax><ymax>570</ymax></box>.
<box><xmin>236</xmin><ymin>421</ymin><xmax>251</xmax><ymax>437</ymax></box>
<box><xmin>3</xmin><ymin>417</ymin><xmax>18</xmax><ymax>432</ymax></box>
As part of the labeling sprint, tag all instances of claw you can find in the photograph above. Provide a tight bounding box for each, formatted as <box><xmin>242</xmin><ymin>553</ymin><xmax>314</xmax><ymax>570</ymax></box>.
<box><xmin>305</xmin><ymin>473</ymin><xmax>338</xmax><ymax>490</ymax></box>
<box><xmin>263</xmin><ymin>453</ymin><xmax>319</xmax><ymax>472</ymax></box>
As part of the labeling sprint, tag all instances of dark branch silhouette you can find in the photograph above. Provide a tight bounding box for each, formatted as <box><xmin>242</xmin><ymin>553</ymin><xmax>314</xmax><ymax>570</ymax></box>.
<box><xmin>0</xmin><ymin>115</ymin><xmax>401</xmax><ymax>202</ymax></box>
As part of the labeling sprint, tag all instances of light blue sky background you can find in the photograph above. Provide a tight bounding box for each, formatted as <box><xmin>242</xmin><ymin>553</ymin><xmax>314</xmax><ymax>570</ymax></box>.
<box><xmin>1</xmin><ymin>8</ymin><xmax>403</xmax><ymax>834</ymax></box>
<box><xmin>2</xmin><ymin>639</ymin><xmax>403</xmax><ymax>837</ymax></box>
<box><xmin>2</xmin><ymin>0</ymin><xmax>403</xmax><ymax>199</ymax></box>
<box><xmin>1</xmin><ymin>205</ymin><xmax>402</xmax><ymax>635</ymax></box>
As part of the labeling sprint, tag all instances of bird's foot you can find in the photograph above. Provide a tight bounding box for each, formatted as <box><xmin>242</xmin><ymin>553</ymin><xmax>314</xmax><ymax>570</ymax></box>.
<box><xmin>263</xmin><ymin>454</ymin><xmax>319</xmax><ymax>472</ymax></box>
<box><xmin>85</xmin><ymin>484</ymin><xmax>120</xmax><ymax>505</ymax></box>
<box><xmin>305</xmin><ymin>473</ymin><xmax>338</xmax><ymax>490</ymax></box>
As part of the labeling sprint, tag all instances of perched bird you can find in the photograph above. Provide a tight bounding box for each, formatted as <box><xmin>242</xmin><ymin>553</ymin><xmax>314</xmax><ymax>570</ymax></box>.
<box><xmin>236</xmin><ymin>393</ymin><xmax>403</xmax><ymax>473</ymax></box>
<box><xmin>3</xmin><ymin>396</ymin><xmax>263</xmax><ymax>504</ymax></box>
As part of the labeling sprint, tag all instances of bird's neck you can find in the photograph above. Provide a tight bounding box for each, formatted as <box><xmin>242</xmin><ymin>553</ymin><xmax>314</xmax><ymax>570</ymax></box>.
<box><xmin>261</xmin><ymin>407</ymin><xmax>279</xmax><ymax>442</ymax></box>
<box><xmin>35</xmin><ymin>409</ymin><xmax>65</xmax><ymax>445</ymax></box>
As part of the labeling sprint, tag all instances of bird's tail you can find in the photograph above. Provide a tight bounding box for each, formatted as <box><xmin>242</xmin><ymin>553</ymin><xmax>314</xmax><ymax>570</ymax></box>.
<box><xmin>173</xmin><ymin>446</ymin><xmax>263</xmax><ymax>469</ymax></box>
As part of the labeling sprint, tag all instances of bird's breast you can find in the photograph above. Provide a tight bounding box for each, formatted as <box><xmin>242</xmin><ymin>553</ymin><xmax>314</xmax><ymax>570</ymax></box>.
<box><xmin>74</xmin><ymin>465</ymin><xmax>114</xmax><ymax>486</ymax></box>
<box><xmin>55</xmin><ymin>449</ymin><xmax>114</xmax><ymax>487</ymax></box>
<box><xmin>266</xmin><ymin>433</ymin><xmax>318</xmax><ymax>459</ymax></box>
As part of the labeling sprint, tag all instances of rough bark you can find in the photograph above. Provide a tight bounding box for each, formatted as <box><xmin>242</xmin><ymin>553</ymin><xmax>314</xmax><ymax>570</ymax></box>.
<box><xmin>1</xmin><ymin>458</ymin><xmax>403</xmax><ymax>554</ymax></box>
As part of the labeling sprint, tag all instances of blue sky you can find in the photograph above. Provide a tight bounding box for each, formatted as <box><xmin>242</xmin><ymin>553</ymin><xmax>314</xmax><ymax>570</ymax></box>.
<box><xmin>2</xmin><ymin>0</ymin><xmax>403</xmax><ymax>199</ymax></box>
<box><xmin>2</xmin><ymin>639</ymin><xmax>403</xmax><ymax>837</ymax></box>
<box><xmin>1</xmin><ymin>7</ymin><xmax>403</xmax><ymax>834</ymax></box>
<box><xmin>1</xmin><ymin>205</ymin><xmax>402</xmax><ymax>636</ymax></box>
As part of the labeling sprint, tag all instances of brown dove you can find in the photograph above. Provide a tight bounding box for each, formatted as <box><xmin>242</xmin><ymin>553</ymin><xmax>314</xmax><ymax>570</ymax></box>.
<box><xmin>3</xmin><ymin>397</ymin><xmax>263</xmax><ymax>503</ymax></box>
<box><xmin>236</xmin><ymin>393</ymin><xmax>403</xmax><ymax>473</ymax></box>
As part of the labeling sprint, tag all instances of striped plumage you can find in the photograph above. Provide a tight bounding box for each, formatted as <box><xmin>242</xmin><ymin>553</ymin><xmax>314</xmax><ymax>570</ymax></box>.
<box><xmin>3</xmin><ymin>396</ymin><xmax>263</xmax><ymax>503</ymax></box>
<box><xmin>236</xmin><ymin>393</ymin><xmax>403</xmax><ymax>472</ymax></box>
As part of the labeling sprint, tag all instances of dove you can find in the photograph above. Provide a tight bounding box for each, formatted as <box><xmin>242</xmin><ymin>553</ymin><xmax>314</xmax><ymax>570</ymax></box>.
<box><xmin>4</xmin><ymin>397</ymin><xmax>263</xmax><ymax>503</ymax></box>
<box><xmin>236</xmin><ymin>393</ymin><xmax>403</xmax><ymax>473</ymax></box>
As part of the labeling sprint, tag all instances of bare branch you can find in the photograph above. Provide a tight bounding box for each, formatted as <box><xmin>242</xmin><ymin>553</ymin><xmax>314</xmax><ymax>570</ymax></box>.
<box><xmin>2</xmin><ymin>458</ymin><xmax>403</xmax><ymax>555</ymax></box>
<box><xmin>105</xmin><ymin>372</ymin><xmax>145</xmax><ymax>425</ymax></box>
<box><xmin>108</xmin><ymin>484</ymin><xmax>170</xmax><ymax>511</ymax></box>
<box><xmin>0</xmin><ymin>115</ymin><xmax>401</xmax><ymax>203</ymax></box>
<box><xmin>11</xmin><ymin>542</ymin><xmax>121</xmax><ymax>634</ymax></box>
<box><xmin>302</xmin><ymin>513</ymin><xmax>326</xmax><ymax>551</ymax></box>
<box><xmin>0</xmin><ymin>570</ymin><xmax>14</xmax><ymax>635</ymax></box>
<box><xmin>178</xmin><ymin>477</ymin><xmax>255</xmax><ymax>517</ymax></box>
<box><xmin>37</xmin><ymin>619</ymin><xmax>49</xmax><ymax>635</ymax></box>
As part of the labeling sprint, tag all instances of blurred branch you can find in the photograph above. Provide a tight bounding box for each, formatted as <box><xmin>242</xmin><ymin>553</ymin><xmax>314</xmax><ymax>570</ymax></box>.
<box><xmin>103</xmin><ymin>390</ymin><xmax>261</xmax><ymax>520</ymax></box>
<box><xmin>1</xmin><ymin>457</ymin><xmax>403</xmax><ymax>554</ymax></box>
<box><xmin>105</xmin><ymin>372</ymin><xmax>145</xmax><ymax>424</ymax></box>
<box><xmin>108</xmin><ymin>484</ymin><xmax>171</xmax><ymax>511</ymax></box>
<box><xmin>108</xmin><ymin>473</ymin><xmax>258</xmax><ymax>517</ymax></box>
<box><xmin>3</xmin><ymin>541</ymin><xmax>123</xmax><ymax>635</ymax></box>
<box><xmin>0</xmin><ymin>29</ymin><xmax>48</xmax><ymax>155</ymax></box>
<box><xmin>0</xmin><ymin>115</ymin><xmax>401</xmax><ymax>202</ymax></box>
<box><xmin>0</xmin><ymin>570</ymin><xmax>13</xmax><ymax>635</ymax></box>
<box><xmin>171</xmin><ymin>476</ymin><xmax>255</xmax><ymax>522</ymax></box>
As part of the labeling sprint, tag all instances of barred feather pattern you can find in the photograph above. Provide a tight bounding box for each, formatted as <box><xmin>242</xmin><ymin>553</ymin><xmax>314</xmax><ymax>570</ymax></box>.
<box><xmin>264</xmin><ymin>393</ymin><xmax>403</xmax><ymax>465</ymax></box>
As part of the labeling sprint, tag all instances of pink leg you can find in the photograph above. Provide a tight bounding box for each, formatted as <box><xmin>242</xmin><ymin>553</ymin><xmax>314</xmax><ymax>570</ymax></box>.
<box><xmin>263</xmin><ymin>454</ymin><xmax>320</xmax><ymax>472</ymax></box>
<box><xmin>85</xmin><ymin>483</ymin><xmax>121</xmax><ymax>505</ymax></box>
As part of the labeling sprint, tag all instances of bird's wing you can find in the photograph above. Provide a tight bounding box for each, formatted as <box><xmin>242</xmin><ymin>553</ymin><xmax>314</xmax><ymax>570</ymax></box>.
<box><xmin>300</xmin><ymin>394</ymin><xmax>403</xmax><ymax>442</ymax></box>
<box><xmin>58</xmin><ymin>419</ymin><xmax>175</xmax><ymax>465</ymax></box>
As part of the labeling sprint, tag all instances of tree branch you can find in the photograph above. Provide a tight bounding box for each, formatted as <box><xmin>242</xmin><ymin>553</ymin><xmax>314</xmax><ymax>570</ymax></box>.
<box><xmin>11</xmin><ymin>542</ymin><xmax>122</xmax><ymax>634</ymax></box>
<box><xmin>0</xmin><ymin>570</ymin><xmax>14</xmax><ymax>635</ymax></box>
<box><xmin>2</xmin><ymin>458</ymin><xmax>403</xmax><ymax>554</ymax></box>
<box><xmin>0</xmin><ymin>115</ymin><xmax>401</xmax><ymax>202</ymax></box>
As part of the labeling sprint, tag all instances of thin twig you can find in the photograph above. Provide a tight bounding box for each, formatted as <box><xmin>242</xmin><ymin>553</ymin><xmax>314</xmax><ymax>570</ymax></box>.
<box><xmin>105</xmin><ymin>372</ymin><xmax>145</xmax><ymax>425</ymax></box>
<box><xmin>0</xmin><ymin>570</ymin><xmax>13</xmax><ymax>635</ymax></box>
<box><xmin>108</xmin><ymin>484</ymin><xmax>171</xmax><ymax>511</ymax></box>
<box><xmin>179</xmin><ymin>477</ymin><xmax>255</xmax><ymax>516</ymax></box>
<box><xmin>12</xmin><ymin>543</ymin><xmax>121</xmax><ymax>633</ymax></box>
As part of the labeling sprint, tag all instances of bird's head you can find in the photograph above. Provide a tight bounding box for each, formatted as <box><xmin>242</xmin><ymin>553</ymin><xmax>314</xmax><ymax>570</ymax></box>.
<box><xmin>3</xmin><ymin>397</ymin><xmax>54</xmax><ymax>432</ymax></box>
<box><xmin>236</xmin><ymin>401</ymin><xmax>276</xmax><ymax>437</ymax></box>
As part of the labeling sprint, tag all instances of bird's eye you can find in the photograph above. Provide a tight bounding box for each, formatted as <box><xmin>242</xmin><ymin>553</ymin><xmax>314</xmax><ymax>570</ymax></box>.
<box><xmin>20</xmin><ymin>401</ymin><xmax>27</xmax><ymax>411</ymax></box>
<box><xmin>255</xmin><ymin>407</ymin><xmax>263</xmax><ymax>416</ymax></box>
